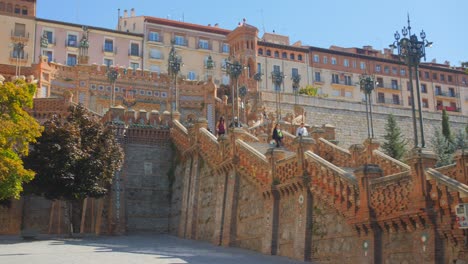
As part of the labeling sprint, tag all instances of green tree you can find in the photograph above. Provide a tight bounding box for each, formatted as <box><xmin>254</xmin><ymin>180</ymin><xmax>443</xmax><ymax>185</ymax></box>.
<box><xmin>431</xmin><ymin>130</ymin><xmax>454</xmax><ymax>167</ymax></box>
<box><xmin>441</xmin><ymin>109</ymin><xmax>454</xmax><ymax>145</ymax></box>
<box><xmin>0</xmin><ymin>80</ymin><xmax>43</xmax><ymax>201</ymax></box>
<box><xmin>381</xmin><ymin>114</ymin><xmax>407</xmax><ymax>160</ymax></box>
<box><xmin>298</xmin><ymin>85</ymin><xmax>319</xmax><ymax>96</ymax></box>
<box><xmin>24</xmin><ymin>104</ymin><xmax>124</xmax><ymax>231</ymax></box>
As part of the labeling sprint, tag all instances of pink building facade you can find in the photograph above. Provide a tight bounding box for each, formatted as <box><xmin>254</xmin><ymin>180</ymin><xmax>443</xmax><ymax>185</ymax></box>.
<box><xmin>34</xmin><ymin>18</ymin><xmax>143</xmax><ymax>69</ymax></box>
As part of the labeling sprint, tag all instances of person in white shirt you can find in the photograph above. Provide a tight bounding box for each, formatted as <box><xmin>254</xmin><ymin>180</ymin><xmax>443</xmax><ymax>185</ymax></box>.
<box><xmin>296</xmin><ymin>122</ymin><xmax>308</xmax><ymax>137</ymax></box>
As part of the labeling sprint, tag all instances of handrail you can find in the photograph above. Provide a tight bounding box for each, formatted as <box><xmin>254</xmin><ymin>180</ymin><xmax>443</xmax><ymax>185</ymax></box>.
<box><xmin>200</xmin><ymin>127</ymin><xmax>218</xmax><ymax>142</ymax></box>
<box><xmin>370</xmin><ymin>171</ymin><xmax>410</xmax><ymax>186</ymax></box>
<box><xmin>173</xmin><ymin>119</ymin><xmax>188</xmax><ymax>135</ymax></box>
<box><xmin>426</xmin><ymin>168</ymin><xmax>468</xmax><ymax>198</ymax></box>
<box><xmin>236</xmin><ymin>139</ymin><xmax>268</xmax><ymax>163</ymax></box>
<box><xmin>373</xmin><ymin>150</ymin><xmax>411</xmax><ymax>170</ymax></box>
<box><xmin>319</xmin><ymin>138</ymin><xmax>350</xmax><ymax>155</ymax></box>
<box><xmin>305</xmin><ymin>150</ymin><xmax>357</xmax><ymax>185</ymax></box>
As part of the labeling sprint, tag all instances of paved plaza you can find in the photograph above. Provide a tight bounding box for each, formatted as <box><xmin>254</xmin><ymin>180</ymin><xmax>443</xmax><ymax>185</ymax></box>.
<box><xmin>0</xmin><ymin>234</ymin><xmax>305</xmax><ymax>264</ymax></box>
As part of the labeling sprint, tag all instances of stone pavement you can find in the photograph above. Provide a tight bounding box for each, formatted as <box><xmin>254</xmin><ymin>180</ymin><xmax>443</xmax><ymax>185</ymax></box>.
<box><xmin>0</xmin><ymin>234</ymin><xmax>306</xmax><ymax>264</ymax></box>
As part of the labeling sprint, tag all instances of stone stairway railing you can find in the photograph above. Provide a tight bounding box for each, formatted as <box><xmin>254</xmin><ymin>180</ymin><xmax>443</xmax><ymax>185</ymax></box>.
<box><xmin>198</xmin><ymin>127</ymin><xmax>224</xmax><ymax>166</ymax></box>
<box><xmin>275</xmin><ymin>153</ymin><xmax>299</xmax><ymax>184</ymax></box>
<box><xmin>372</xmin><ymin>150</ymin><xmax>411</xmax><ymax>176</ymax></box>
<box><xmin>304</xmin><ymin>151</ymin><xmax>359</xmax><ymax>217</ymax></box>
<box><xmin>317</xmin><ymin>138</ymin><xmax>353</xmax><ymax>168</ymax></box>
<box><xmin>434</xmin><ymin>163</ymin><xmax>457</xmax><ymax>179</ymax></box>
<box><xmin>236</xmin><ymin>139</ymin><xmax>271</xmax><ymax>188</ymax></box>
<box><xmin>171</xmin><ymin>120</ymin><xmax>190</xmax><ymax>151</ymax></box>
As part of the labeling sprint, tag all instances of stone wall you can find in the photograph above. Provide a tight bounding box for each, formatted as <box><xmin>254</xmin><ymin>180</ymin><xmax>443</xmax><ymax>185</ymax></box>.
<box><xmin>234</xmin><ymin>175</ymin><xmax>266</xmax><ymax>252</ymax></box>
<box><xmin>195</xmin><ymin>161</ymin><xmax>216</xmax><ymax>242</ymax></box>
<box><xmin>123</xmin><ymin>142</ymin><xmax>173</xmax><ymax>233</ymax></box>
<box><xmin>263</xmin><ymin>92</ymin><xmax>467</xmax><ymax>148</ymax></box>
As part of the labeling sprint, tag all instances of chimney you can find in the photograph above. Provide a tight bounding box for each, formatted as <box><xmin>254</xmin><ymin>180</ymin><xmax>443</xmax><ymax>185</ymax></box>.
<box><xmin>131</xmin><ymin>8</ymin><xmax>135</xmax><ymax>17</ymax></box>
<box><xmin>214</xmin><ymin>23</ymin><xmax>219</xmax><ymax>27</ymax></box>
<box><xmin>123</xmin><ymin>9</ymin><xmax>128</xmax><ymax>18</ymax></box>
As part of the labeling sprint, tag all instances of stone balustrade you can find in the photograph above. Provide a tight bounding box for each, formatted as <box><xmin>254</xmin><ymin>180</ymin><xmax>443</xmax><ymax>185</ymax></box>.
<box><xmin>372</xmin><ymin>150</ymin><xmax>411</xmax><ymax>175</ymax></box>
<box><xmin>317</xmin><ymin>138</ymin><xmax>353</xmax><ymax>168</ymax></box>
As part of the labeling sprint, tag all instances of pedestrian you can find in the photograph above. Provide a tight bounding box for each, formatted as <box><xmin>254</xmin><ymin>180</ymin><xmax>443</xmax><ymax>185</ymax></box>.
<box><xmin>296</xmin><ymin>122</ymin><xmax>308</xmax><ymax>137</ymax></box>
<box><xmin>216</xmin><ymin>116</ymin><xmax>226</xmax><ymax>136</ymax></box>
<box><xmin>272</xmin><ymin>123</ymin><xmax>283</xmax><ymax>148</ymax></box>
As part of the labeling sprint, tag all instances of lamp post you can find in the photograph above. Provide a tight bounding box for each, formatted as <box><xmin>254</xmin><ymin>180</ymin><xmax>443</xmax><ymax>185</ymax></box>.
<box><xmin>359</xmin><ymin>75</ymin><xmax>375</xmax><ymax>138</ymax></box>
<box><xmin>292</xmin><ymin>73</ymin><xmax>301</xmax><ymax>105</ymax></box>
<box><xmin>225</xmin><ymin>58</ymin><xmax>244</xmax><ymax>127</ymax></box>
<box><xmin>272</xmin><ymin>70</ymin><xmax>285</xmax><ymax>120</ymax></box>
<box><xmin>205</xmin><ymin>55</ymin><xmax>214</xmax><ymax>80</ymax></box>
<box><xmin>107</xmin><ymin>66</ymin><xmax>119</xmax><ymax>107</ymax></box>
<box><xmin>390</xmin><ymin>15</ymin><xmax>432</xmax><ymax>148</ymax></box>
<box><xmin>12</xmin><ymin>42</ymin><xmax>25</xmax><ymax>76</ymax></box>
<box><xmin>168</xmin><ymin>43</ymin><xmax>182</xmax><ymax>114</ymax></box>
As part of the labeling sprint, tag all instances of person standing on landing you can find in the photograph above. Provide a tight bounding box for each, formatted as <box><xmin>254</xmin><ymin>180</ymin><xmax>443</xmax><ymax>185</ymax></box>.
<box><xmin>216</xmin><ymin>117</ymin><xmax>226</xmax><ymax>137</ymax></box>
<box><xmin>272</xmin><ymin>123</ymin><xmax>284</xmax><ymax>148</ymax></box>
<box><xmin>296</xmin><ymin>122</ymin><xmax>308</xmax><ymax>137</ymax></box>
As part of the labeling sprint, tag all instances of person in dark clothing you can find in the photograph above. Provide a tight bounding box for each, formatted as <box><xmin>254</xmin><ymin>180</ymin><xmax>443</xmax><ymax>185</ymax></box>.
<box><xmin>272</xmin><ymin>123</ymin><xmax>283</xmax><ymax>148</ymax></box>
<box><xmin>216</xmin><ymin>117</ymin><xmax>226</xmax><ymax>136</ymax></box>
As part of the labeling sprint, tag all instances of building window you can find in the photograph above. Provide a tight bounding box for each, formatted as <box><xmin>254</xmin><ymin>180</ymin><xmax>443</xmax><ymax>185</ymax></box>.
<box><xmin>130</xmin><ymin>43</ymin><xmax>139</xmax><ymax>56</ymax></box>
<box><xmin>435</xmin><ymin>86</ymin><xmax>441</xmax><ymax>95</ymax></box>
<box><xmin>384</xmin><ymin>66</ymin><xmax>390</xmax><ymax>74</ymax></box>
<box><xmin>449</xmin><ymin>87</ymin><xmax>455</xmax><ymax>97</ymax></box>
<box><xmin>360</xmin><ymin>62</ymin><xmax>366</xmax><ymax>70</ymax></box>
<box><xmin>292</xmin><ymin>68</ymin><xmax>298</xmax><ymax>78</ymax></box>
<box><xmin>391</xmin><ymin>80</ymin><xmax>398</xmax><ymax>90</ymax></box>
<box><xmin>331</xmin><ymin>57</ymin><xmax>337</xmax><ymax>65</ymax></box>
<box><xmin>313</xmin><ymin>54</ymin><xmax>319</xmax><ymax>63</ymax></box>
<box><xmin>424</xmin><ymin>71</ymin><xmax>429</xmax><ymax>79</ymax></box>
<box><xmin>14</xmin><ymin>5</ymin><xmax>20</xmax><ymax>14</ymax></box>
<box><xmin>104</xmin><ymin>39</ymin><xmax>114</xmax><ymax>52</ymax></box>
<box><xmin>274</xmin><ymin>51</ymin><xmax>279</xmax><ymax>58</ymax></box>
<box><xmin>44</xmin><ymin>50</ymin><xmax>53</xmax><ymax>62</ymax></box>
<box><xmin>375</xmin><ymin>65</ymin><xmax>381</xmax><ymax>72</ymax></box>
<box><xmin>314</xmin><ymin>72</ymin><xmax>321</xmax><ymax>82</ymax></box>
<box><xmin>14</xmin><ymin>23</ymin><xmax>26</xmax><ymax>37</ymax></box>
<box><xmin>282</xmin><ymin>52</ymin><xmax>287</xmax><ymax>59</ymax></box>
<box><xmin>408</xmin><ymin>97</ymin><xmax>412</xmax><ymax>106</ymax></box>
<box><xmin>67</xmin><ymin>34</ymin><xmax>77</xmax><ymax>47</ymax></box>
<box><xmin>130</xmin><ymin>62</ymin><xmax>139</xmax><ymax>70</ymax></box>
<box><xmin>392</xmin><ymin>95</ymin><xmax>400</xmax><ymax>105</ymax></box>
<box><xmin>421</xmin><ymin>83</ymin><xmax>427</xmax><ymax>93</ymax></box>
<box><xmin>343</xmin><ymin>59</ymin><xmax>349</xmax><ymax>67</ymax></box>
<box><xmin>422</xmin><ymin>99</ymin><xmax>428</xmax><ymax>108</ymax></box>
<box><xmin>222</xmin><ymin>43</ymin><xmax>229</xmax><ymax>53</ymax></box>
<box><xmin>187</xmin><ymin>71</ymin><xmax>196</xmax><ymax>80</ymax></box>
<box><xmin>67</xmin><ymin>54</ymin><xmax>77</xmax><ymax>66</ymax></box>
<box><xmin>352</xmin><ymin>60</ymin><xmax>357</xmax><ymax>68</ymax></box>
<box><xmin>148</xmin><ymin>31</ymin><xmax>160</xmax><ymax>42</ymax></box>
<box><xmin>21</xmin><ymin>7</ymin><xmax>28</xmax><ymax>15</ymax></box>
<box><xmin>149</xmin><ymin>49</ymin><xmax>162</xmax><ymax>59</ymax></box>
<box><xmin>432</xmin><ymin>73</ymin><xmax>437</xmax><ymax>80</ymax></box>
<box><xmin>392</xmin><ymin>67</ymin><xmax>397</xmax><ymax>75</ymax></box>
<box><xmin>266</xmin><ymin>50</ymin><xmax>271</xmax><ymax>56</ymax></box>
<box><xmin>345</xmin><ymin>91</ymin><xmax>352</xmax><ymax>98</ymax></box>
<box><xmin>323</xmin><ymin>56</ymin><xmax>328</xmax><ymax>64</ymax></box>
<box><xmin>258</xmin><ymin>48</ymin><xmax>263</xmax><ymax>55</ymax></box>
<box><xmin>198</xmin><ymin>39</ymin><xmax>209</xmax><ymax>50</ymax></box>
<box><xmin>400</xmin><ymin>68</ymin><xmax>406</xmax><ymax>76</ymax></box>
<box><xmin>43</xmin><ymin>30</ymin><xmax>53</xmax><ymax>44</ymax></box>
<box><xmin>297</xmin><ymin>54</ymin><xmax>302</xmax><ymax>61</ymax></box>
<box><xmin>447</xmin><ymin>75</ymin><xmax>452</xmax><ymax>82</ymax></box>
<box><xmin>378</xmin><ymin>93</ymin><xmax>385</xmax><ymax>103</ymax></box>
<box><xmin>440</xmin><ymin>74</ymin><xmax>445</xmax><ymax>82</ymax></box>
<box><xmin>104</xmin><ymin>58</ymin><xmax>113</xmax><ymax>66</ymax></box>
<box><xmin>344</xmin><ymin>75</ymin><xmax>352</xmax><ymax>85</ymax></box>
<box><xmin>290</xmin><ymin>53</ymin><xmax>295</xmax><ymax>60</ymax></box>
<box><xmin>331</xmin><ymin>74</ymin><xmax>339</xmax><ymax>84</ymax></box>
<box><xmin>174</xmin><ymin>35</ymin><xmax>186</xmax><ymax>46</ymax></box>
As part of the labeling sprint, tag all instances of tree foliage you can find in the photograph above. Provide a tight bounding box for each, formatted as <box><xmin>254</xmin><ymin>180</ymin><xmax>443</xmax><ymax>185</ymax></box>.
<box><xmin>441</xmin><ymin>109</ymin><xmax>453</xmax><ymax>145</ymax></box>
<box><xmin>381</xmin><ymin>114</ymin><xmax>407</xmax><ymax>160</ymax></box>
<box><xmin>0</xmin><ymin>80</ymin><xmax>43</xmax><ymax>201</ymax></box>
<box><xmin>24</xmin><ymin>104</ymin><xmax>124</xmax><ymax>201</ymax></box>
<box><xmin>298</xmin><ymin>85</ymin><xmax>319</xmax><ymax>96</ymax></box>
<box><xmin>431</xmin><ymin>130</ymin><xmax>454</xmax><ymax>167</ymax></box>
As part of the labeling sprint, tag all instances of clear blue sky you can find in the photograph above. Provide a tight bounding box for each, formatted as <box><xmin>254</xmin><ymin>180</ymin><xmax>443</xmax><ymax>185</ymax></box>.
<box><xmin>37</xmin><ymin>0</ymin><xmax>467</xmax><ymax>67</ymax></box>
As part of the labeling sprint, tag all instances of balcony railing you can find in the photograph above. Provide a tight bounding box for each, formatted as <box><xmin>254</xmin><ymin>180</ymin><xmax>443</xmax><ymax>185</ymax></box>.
<box><xmin>437</xmin><ymin>105</ymin><xmax>460</xmax><ymax>112</ymax></box>
<box><xmin>65</xmin><ymin>40</ymin><xmax>78</xmax><ymax>48</ymax></box>
<box><xmin>10</xmin><ymin>30</ymin><xmax>29</xmax><ymax>40</ymax></box>
<box><xmin>376</xmin><ymin>83</ymin><xmax>401</xmax><ymax>90</ymax></box>
<box><xmin>377</xmin><ymin>98</ymin><xmax>402</xmax><ymax>105</ymax></box>
<box><xmin>9</xmin><ymin>52</ymin><xmax>28</xmax><ymax>61</ymax></box>
<box><xmin>331</xmin><ymin>80</ymin><xmax>354</xmax><ymax>86</ymax></box>
<box><xmin>174</xmin><ymin>38</ymin><xmax>187</xmax><ymax>46</ymax></box>
<box><xmin>147</xmin><ymin>35</ymin><xmax>163</xmax><ymax>43</ymax></box>
<box><xmin>435</xmin><ymin>91</ymin><xmax>458</xmax><ymax>98</ymax></box>
<box><xmin>102</xmin><ymin>46</ymin><xmax>118</xmax><ymax>54</ymax></box>
<box><xmin>128</xmin><ymin>50</ymin><xmax>142</xmax><ymax>57</ymax></box>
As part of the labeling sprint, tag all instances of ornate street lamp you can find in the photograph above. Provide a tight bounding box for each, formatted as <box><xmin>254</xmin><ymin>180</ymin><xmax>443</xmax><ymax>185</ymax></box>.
<box><xmin>272</xmin><ymin>70</ymin><xmax>285</xmax><ymax>120</ymax></box>
<box><xmin>168</xmin><ymin>42</ymin><xmax>182</xmax><ymax>113</ymax></box>
<box><xmin>107</xmin><ymin>66</ymin><xmax>119</xmax><ymax>107</ymax></box>
<box><xmin>239</xmin><ymin>85</ymin><xmax>247</xmax><ymax>125</ymax></box>
<box><xmin>205</xmin><ymin>55</ymin><xmax>214</xmax><ymax>80</ymax></box>
<box><xmin>390</xmin><ymin>15</ymin><xmax>432</xmax><ymax>148</ymax></box>
<box><xmin>359</xmin><ymin>75</ymin><xmax>376</xmax><ymax>138</ymax></box>
<box><xmin>225</xmin><ymin>58</ymin><xmax>244</xmax><ymax>127</ymax></box>
<box><xmin>292</xmin><ymin>73</ymin><xmax>301</xmax><ymax>105</ymax></box>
